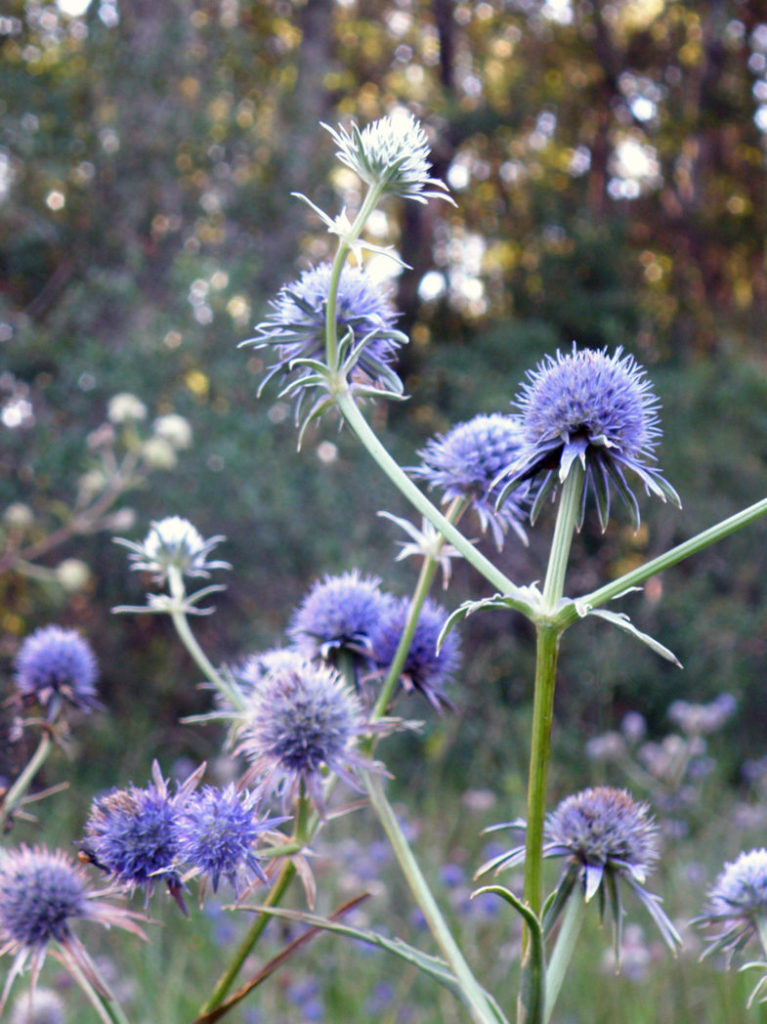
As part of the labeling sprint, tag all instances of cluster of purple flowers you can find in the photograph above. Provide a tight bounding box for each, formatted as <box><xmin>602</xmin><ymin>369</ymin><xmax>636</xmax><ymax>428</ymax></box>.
<box><xmin>81</xmin><ymin>761</ymin><xmax>287</xmax><ymax>912</ymax></box>
<box><xmin>224</xmin><ymin>572</ymin><xmax>462</xmax><ymax>815</ymax></box>
<box><xmin>259</xmin><ymin>569</ymin><xmax>461</xmax><ymax>715</ymax></box>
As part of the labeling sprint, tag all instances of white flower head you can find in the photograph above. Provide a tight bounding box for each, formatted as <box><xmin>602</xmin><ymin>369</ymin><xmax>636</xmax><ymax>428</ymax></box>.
<box><xmin>323</xmin><ymin>111</ymin><xmax>455</xmax><ymax>205</ymax></box>
<box><xmin>107</xmin><ymin>392</ymin><xmax>147</xmax><ymax>424</ymax></box>
<box><xmin>115</xmin><ymin>516</ymin><xmax>229</xmax><ymax>582</ymax></box>
<box><xmin>153</xmin><ymin>413</ymin><xmax>193</xmax><ymax>450</ymax></box>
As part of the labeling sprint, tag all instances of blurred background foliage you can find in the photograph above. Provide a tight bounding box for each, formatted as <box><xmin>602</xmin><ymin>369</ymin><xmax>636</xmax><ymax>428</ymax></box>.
<box><xmin>1</xmin><ymin>0</ymin><xmax>766</xmax><ymax>792</ymax></box>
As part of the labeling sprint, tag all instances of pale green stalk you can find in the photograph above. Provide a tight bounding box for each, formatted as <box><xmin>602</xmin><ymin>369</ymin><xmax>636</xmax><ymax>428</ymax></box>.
<box><xmin>557</xmin><ymin>495</ymin><xmax>767</xmax><ymax>628</ymax></box>
<box><xmin>167</xmin><ymin>568</ymin><xmax>246</xmax><ymax>713</ymax></box>
<box><xmin>324</xmin><ymin>184</ymin><xmax>386</xmax><ymax>367</ymax></box>
<box><xmin>363</xmin><ymin>770</ymin><xmax>502</xmax><ymax>1024</ymax></box>
<box><xmin>0</xmin><ymin>730</ymin><xmax>52</xmax><ymax>829</ymax></box>
<box><xmin>336</xmin><ymin>392</ymin><xmax>532</xmax><ymax>610</ymax></box>
<box><xmin>199</xmin><ymin>860</ymin><xmax>296</xmax><ymax>1016</ymax></box>
<box><xmin>518</xmin><ymin>465</ymin><xmax>584</xmax><ymax>1024</ymax></box>
<box><xmin>370</xmin><ymin>495</ymin><xmax>466</xmax><ymax>722</ymax></box>
<box><xmin>65</xmin><ymin>957</ymin><xmax>132</xmax><ymax>1024</ymax></box>
<box><xmin>543</xmin><ymin>894</ymin><xmax>586</xmax><ymax>1024</ymax></box>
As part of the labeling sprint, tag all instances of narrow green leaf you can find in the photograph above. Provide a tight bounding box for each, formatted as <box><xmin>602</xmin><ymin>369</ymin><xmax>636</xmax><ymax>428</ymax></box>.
<box><xmin>586</xmin><ymin>608</ymin><xmax>682</xmax><ymax>667</ymax></box>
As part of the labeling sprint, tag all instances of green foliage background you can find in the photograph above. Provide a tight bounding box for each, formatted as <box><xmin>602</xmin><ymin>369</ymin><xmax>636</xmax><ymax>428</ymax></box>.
<box><xmin>2</xmin><ymin>0</ymin><xmax>767</xmax><ymax>777</ymax></box>
<box><xmin>2</xmin><ymin>2</ymin><xmax>767</xmax><ymax>1020</ymax></box>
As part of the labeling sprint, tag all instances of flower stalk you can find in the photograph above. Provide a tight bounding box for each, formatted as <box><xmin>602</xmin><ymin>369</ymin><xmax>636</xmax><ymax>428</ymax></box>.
<box><xmin>543</xmin><ymin>892</ymin><xmax>586</xmax><ymax>1024</ymax></box>
<box><xmin>0</xmin><ymin>729</ymin><xmax>53</xmax><ymax>830</ymax></box>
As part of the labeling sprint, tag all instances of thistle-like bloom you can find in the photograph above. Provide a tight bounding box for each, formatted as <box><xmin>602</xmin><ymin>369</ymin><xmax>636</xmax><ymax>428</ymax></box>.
<box><xmin>323</xmin><ymin>112</ymin><xmax>453</xmax><ymax>204</ymax></box>
<box><xmin>244</xmin><ymin>262</ymin><xmax>407</xmax><ymax>405</ymax></box>
<box><xmin>81</xmin><ymin>760</ymin><xmax>202</xmax><ymax>912</ymax></box>
<box><xmin>115</xmin><ymin>516</ymin><xmax>229</xmax><ymax>583</ymax></box>
<box><xmin>497</xmin><ymin>345</ymin><xmax>680</xmax><ymax>529</ymax></box>
<box><xmin>235</xmin><ymin>652</ymin><xmax>373</xmax><ymax>814</ymax></box>
<box><xmin>481</xmin><ymin>787</ymin><xmax>681</xmax><ymax>953</ymax></box>
<box><xmin>371</xmin><ymin>596</ymin><xmax>461</xmax><ymax>713</ymax></box>
<box><xmin>175</xmin><ymin>785</ymin><xmax>289</xmax><ymax>897</ymax></box>
<box><xmin>0</xmin><ymin>845</ymin><xmax>146</xmax><ymax>1015</ymax></box>
<box><xmin>412</xmin><ymin>413</ymin><xmax>530</xmax><ymax>549</ymax></box>
<box><xmin>289</xmin><ymin>570</ymin><xmax>386</xmax><ymax>673</ymax></box>
<box><xmin>695</xmin><ymin>849</ymin><xmax>767</xmax><ymax>963</ymax></box>
<box><xmin>13</xmin><ymin>626</ymin><xmax>99</xmax><ymax>716</ymax></box>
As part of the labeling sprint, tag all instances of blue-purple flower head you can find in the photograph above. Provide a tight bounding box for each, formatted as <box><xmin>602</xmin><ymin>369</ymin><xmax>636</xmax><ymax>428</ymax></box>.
<box><xmin>695</xmin><ymin>849</ymin><xmax>767</xmax><ymax>963</ymax></box>
<box><xmin>175</xmin><ymin>785</ymin><xmax>289</xmax><ymax>898</ymax></box>
<box><xmin>81</xmin><ymin>760</ymin><xmax>202</xmax><ymax>912</ymax></box>
<box><xmin>0</xmin><ymin>845</ymin><xmax>145</xmax><ymax>1015</ymax></box>
<box><xmin>498</xmin><ymin>345</ymin><xmax>680</xmax><ymax>529</ymax></box>
<box><xmin>289</xmin><ymin>570</ymin><xmax>386</xmax><ymax>673</ymax></box>
<box><xmin>244</xmin><ymin>262</ymin><xmax>407</xmax><ymax>406</ymax></box>
<box><xmin>481</xmin><ymin>787</ymin><xmax>680</xmax><ymax>954</ymax></box>
<box><xmin>236</xmin><ymin>651</ymin><xmax>373</xmax><ymax>814</ymax></box>
<box><xmin>412</xmin><ymin>414</ymin><xmax>529</xmax><ymax>549</ymax></box>
<box><xmin>323</xmin><ymin>111</ymin><xmax>453</xmax><ymax>205</ymax></box>
<box><xmin>372</xmin><ymin>596</ymin><xmax>461</xmax><ymax>713</ymax></box>
<box><xmin>545</xmin><ymin>787</ymin><xmax>659</xmax><ymax>892</ymax></box>
<box><xmin>13</xmin><ymin>626</ymin><xmax>99</xmax><ymax>717</ymax></box>
<box><xmin>116</xmin><ymin>516</ymin><xmax>229</xmax><ymax>584</ymax></box>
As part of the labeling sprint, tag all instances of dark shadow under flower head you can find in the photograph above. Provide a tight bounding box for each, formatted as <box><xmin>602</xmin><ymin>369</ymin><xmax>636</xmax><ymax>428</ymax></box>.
<box><xmin>13</xmin><ymin>625</ymin><xmax>99</xmax><ymax>717</ymax></box>
<box><xmin>235</xmin><ymin>651</ymin><xmax>374</xmax><ymax>815</ymax></box>
<box><xmin>498</xmin><ymin>344</ymin><xmax>681</xmax><ymax>529</ymax></box>
<box><xmin>372</xmin><ymin>596</ymin><xmax>461</xmax><ymax>713</ymax></box>
<box><xmin>243</xmin><ymin>262</ymin><xmax>407</xmax><ymax>409</ymax></box>
<box><xmin>81</xmin><ymin>760</ymin><xmax>203</xmax><ymax>913</ymax></box>
<box><xmin>412</xmin><ymin>413</ymin><xmax>529</xmax><ymax>549</ymax></box>
<box><xmin>175</xmin><ymin>785</ymin><xmax>289</xmax><ymax>898</ymax></box>
<box><xmin>480</xmin><ymin>786</ymin><xmax>681</xmax><ymax>955</ymax></box>
<box><xmin>115</xmin><ymin>516</ymin><xmax>229</xmax><ymax>583</ymax></box>
<box><xmin>695</xmin><ymin>848</ymin><xmax>767</xmax><ymax>963</ymax></box>
<box><xmin>323</xmin><ymin>111</ymin><xmax>454</xmax><ymax>205</ymax></box>
<box><xmin>289</xmin><ymin>570</ymin><xmax>386</xmax><ymax>674</ymax></box>
<box><xmin>0</xmin><ymin>844</ymin><xmax>146</xmax><ymax>1015</ymax></box>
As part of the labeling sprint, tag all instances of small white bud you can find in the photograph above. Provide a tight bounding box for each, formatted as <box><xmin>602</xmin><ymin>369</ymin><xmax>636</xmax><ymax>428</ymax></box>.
<box><xmin>107</xmin><ymin>392</ymin><xmax>147</xmax><ymax>424</ymax></box>
<box><xmin>152</xmin><ymin>413</ymin><xmax>193</xmax><ymax>450</ymax></box>
<box><xmin>56</xmin><ymin>558</ymin><xmax>91</xmax><ymax>593</ymax></box>
<box><xmin>140</xmin><ymin>437</ymin><xmax>177</xmax><ymax>470</ymax></box>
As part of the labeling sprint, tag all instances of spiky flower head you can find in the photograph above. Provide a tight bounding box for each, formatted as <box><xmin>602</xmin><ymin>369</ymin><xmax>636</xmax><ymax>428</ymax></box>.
<box><xmin>545</xmin><ymin>787</ymin><xmax>659</xmax><ymax>891</ymax></box>
<box><xmin>372</xmin><ymin>596</ymin><xmax>461</xmax><ymax>713</ymax></box>
<box><xmin>13</xmin><ymin>626</ymin><xmax>99</xmax><ymax>716</ymax></box>
<box><xmin>235</xmin><ymin>652</ymin><xmax>372</xmax><ymax>814</ymax></box>
<box><xmin>480</xmin><ymin>787</ymin><xmax>680</xmax><ymax>954</ymax></box>
<box><xmin>696</xmin><ymin>849</ymin><xmax>767</xmax><ymax>963</ymax></box>
<box><xmin>324</xmin><ymin>111</ymin><xmax>453</xmax><ymax>204</ymax></box>
<box><xmin>244</xmin><ymin>262</ymin><xmax>407</xmax><ymax>410</ymax></box>
<box><xmin>0</xmin><ymin>845</ymin><xmax>146</xmax><ymax>1015</ymax></box>
<box><xmin>115</xmin><ymin>516</ymin><xmax>229</xmax><ymax>583</ymax></box>
<box><xmin>412</xmin><ymin>413</ymin><xmax>529</xmax><ymax>549</ymax></box>
<box><xmin>81</xmin><ymin>760</ymin><xmax>202</xmax><ymax>912</ymax></box>
<box><xmin>498</xmin><ymin>345</ymin><xmax>680</xmax><ymax>529</ymax></box>
<box><xmin>174</xmin><ymin>785</ymin><xmax>289</xmax><ymax>898</ymax></box>
<box><xmin>289</xmin><ymin>570</ymin><xmax>386</xmax><ymax>672</ymax></box>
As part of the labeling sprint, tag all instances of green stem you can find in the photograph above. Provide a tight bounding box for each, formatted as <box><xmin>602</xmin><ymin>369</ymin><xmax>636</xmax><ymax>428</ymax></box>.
<box><xmin>325</xmin><ymin>185</ymin><xmax>385</xmax><ymax>367</ymax></box>
<box><xmin>363</xmin><ymin>771</ymin><xmax>500</xmax><ymax>1024</ymax></box>
<box><xmin>167</xmin><ymin>569</ymin><xmax>246</xmax><ymax>713</ymax></box>
<box><xmin>199</xmin><ymin>859</ymin><xmax>296</xmax><ymax>1015</ymax></box>
<box><xmin>544</xmin><ymin>894</ymin><xmax>586</xmax><ymax>1024</ymax></box>
<box><xmin>542</xmin><ymin>464</ymin><xmax>584</xmax><ymax>612</ymax></box>
<box><xmin>370</xmin><ymin>497</ymin><xmax>466</xmax><ymax>723</ymax></box>
<box><xmin>524</xmin><ymin>466</ymin><xmax>584</xmax><ymax>918</ymax></box>
<box><xmin>336</xmin><ymin>392</ymin><xmax>531</xmax><ymax>610</ymax></box>
<box><xmin>519</xmin><ymin>467</ymin><xmax>584</xmax><ymax>1024</ymax></box>
<box><xmin>0</xmin><ymin>730</ymin><xmax>52</xmax><ymax>829</ymax></box>
<box><xmin>65</xmin><ymin>956</ymin><xmax>132</xmax><ymax>1024</ymax></box>
<box><xmin>558</xmin><ymin>494</ymin><xmax>767</xmax><ymax>628</ymax></box>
